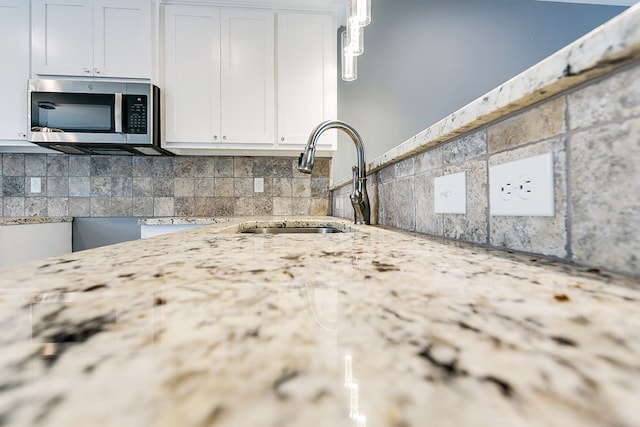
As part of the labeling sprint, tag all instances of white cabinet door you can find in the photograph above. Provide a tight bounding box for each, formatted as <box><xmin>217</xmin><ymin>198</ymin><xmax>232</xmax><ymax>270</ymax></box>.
<box><xmin>94</xmin><ymin>0</ymin><xmax>151</xmax><ymax>78</ymax></box>
<box><xmin>0</xmin><ymin>0</ymin><xmax>29</xmax><ymax>142</ymax></box>
<box><xmin>220</xmin><ymin>9</ymin><xmax>275</xmax><ymax>145</ymax></box>
<box><xmin>277</xmin><ymin>12</ymin><xmax>336</xmax><ymax>149</ymax></box>
<box><xmin>32</xmin><ymin>0</ymin><xmax>93</xmax><ymax>77</ymax></box>
<box><xmin>163</xmin><ymin>5</ymin><xmax>221</xmax><ymax>143</ymax></box>
<box><xmin>32</xmin><ymin>0</ymin><xmax>151</xmax><ymax>78</ymax></box>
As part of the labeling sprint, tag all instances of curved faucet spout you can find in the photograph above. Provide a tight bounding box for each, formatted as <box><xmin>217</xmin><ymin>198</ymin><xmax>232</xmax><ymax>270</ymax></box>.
<box><xmin>298</xmin><ymin>120</ymin><xmax>370</xmax><ymax>225</ymax></box>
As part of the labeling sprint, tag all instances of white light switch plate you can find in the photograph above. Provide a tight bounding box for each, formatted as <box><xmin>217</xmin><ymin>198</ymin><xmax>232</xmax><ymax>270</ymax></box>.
<box><xmin>489</xmin><ymin>152</ymin><xmax>554</xmax><ymax>216</ymax></box>
<box><xmin>254</xmin><ymin>177</ymin><xmax>264</xmax><ymax>193</ymax></box>
<box><xmin>434</xmin><ymin>171</ymin><xmax>466</xmax><ymax>214</ymax></box>
<box><xmin>30</xmin><ymin>177</ymin><xmax>42</xmax><ymax>194</ymax></box>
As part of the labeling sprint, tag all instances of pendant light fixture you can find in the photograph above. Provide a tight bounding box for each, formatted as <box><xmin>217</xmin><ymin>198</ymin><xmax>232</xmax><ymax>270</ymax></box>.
<box><xmin>341</xmin><ymin>0</ymin><xmax>372</xmax><ymax>81</ymax></box>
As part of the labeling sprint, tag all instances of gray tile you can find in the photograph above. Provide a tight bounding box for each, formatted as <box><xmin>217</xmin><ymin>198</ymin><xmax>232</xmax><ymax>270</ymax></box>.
<box><xmin>215</xmin><ymin>157</ymin><xmax>234</xmax><ymax>177</ymax></box>
<box><xmin>212</xmin><ymin>198</ymin><xmax>234</xmax><ymax>216</ymax></box>
<box><xmin>69</xmin><ymin>177</ymin><xmax>90</xmax><ymax>197</ymax></box>
<box><xmin>396</xmin><ymin>157</ymin><xmax>415</xmax><ymax>178</ymax></box>
<box><xmin>153</xmin><ymin>178</ymin><xmax>174</xmax><ymax>197</ymax></box>
<box><xmin>91</xmin><ymin>156</ymin><xmax>112</xmax><ymax>176</ymax></box>
<box><xmin>193</xmin><ymin>157</ymin><xmax>215</xmax><ymax>177</ymax></box>
<box><xmin>46</xmin><ymin>177</ymin><xmax>68</xmax><ymax>197</ymax></box>
<box><xmin>273</xmin><ymin>158</ymin><xmax>292</xmax><ymax>177</ymax></box>
<box><xmin>25</xmin><ymin>198</ymin><xmax>47</xmax><ymax>217</ymax></box>
<box><xmin>133</xmin><ymin>178</ymin><xmax>153</xmax><ymax>197</ymax></box>
<box><xmin>234</xmin><ymin>157</ymin><xmax>253</xmax><ymax>177</ymax></box>
<box><xmin>273</xmin><ymin>197</ymin><xmax>292</xmax><ymax>215</ymax></box>
<box><xmin>214</xmin><ymin>178</ymin><xmax>233</xmax><ymax>197</ymax></box>
<box><xmin>111</xmin><ymin>157</ymin><xmax>133</xmax><ymax>177</ymax></box>
<box><xmin>133</xmin><ymin>157</ymin><xmax>154</xmax><ymax>177</ymax></box>
<box><xmin>443</xmin><ymin>130</ymin><xmax>487</xmax><ymax>166</ymax></box>
<box><xmin>254</xmin><ymin>197</ymin><xmax>273</xmax><ymax>216</ymax></box>
<box><xmin>132</xmin><ymin>197</ymin><xmax>154</xmax><ymax>217</ymax></box>
<box><xmin>273</xmin><ymin>178</ymin><xmax>292</xmax><ymax>197</ymax></box>
<box><xmin>25</xmin><ymin>155</ymin><xmax>47</xmax><ymax>176</ymax></box>
<box><xmin>69</xmin><ymin>156</ymin><xmax>91</xmax><ymax>176</ymax></box>
<box><xmin>292</xmin><ymin>178</ymin><xmax>311</xmax><ymax>198</ymax></box>
<box><xmin>3</xmin><ymin>154</ymin><xmax>24</xmax><ymax>176</ymax></box>
<box><xmin>234</xmin><ymin>197</ymin><xmax>254</xmax><ymax>216</ymax></box>
<box><xmin>3</xmin><ymin>176</ymin><xmax>24</xmax><ymax>197</ymax></box>
<box><xmin>570</xmin><ymin>118</ymin><xmax>640</xmax><ymax>275</ymax></box>
<box><xmin>153</xmin><ymin>197</ymin><xmax>174</xmax><ymax>216</ymax></box>
<box><xmin>110</xmin><ymin>197</ymin><xmax>133</xmax><ymax>216</ymax></box>
<box><xmin>4</xmin><ymin>197</ymin><xmax>25</xmax><ymax>217</ymax></box>
<box><xmin>292</xmin><ymin>198</ymin><xmax>311</xmax><ymax>216</ymax></box>
<box><xmin>91</xmin><ymin>177</ymin><xmax>111</xmax><ymax>197</ymax></box>
<box><xmin>69</xmin><ymin>197</ymin><xmax>91</xmax><ymax>216</ymax></box>
<box><xmin>415</xmin><ymin>145</ymin><xmax>443</xmax><ymax>174</ymax></box>
<box><xmin>47</xmin><ymin>155</ymin><xmax>69</xmax><ymax>176</ymax></box>
<box><xmin>174</xmin><ymin>197</ymin><xmax>195</xmax><ymax>216</ymax></box>
<box><xmin>90</xmin><ymin>197</ymin><xmax>111</xmax><ymax>217</ymax></box>
<box><xmin>153</xmin><ymin>157</ymin><xmax>174</xmax><ymax>177</ymax></box>
<box><xmin>174</xmin><ymin>178</ymin><xmax>195</xmax><ymax>197</ymax></box>
<box><xmin>174</xmin><ymin>157</ymin><xmax>195</xmax><ymax>177</ymax></box>
<box><xmin>311</xmin><ymin>158</ymin><xmax>331</xmax><ymax>178</ymax></box>
<box><xmin>234</xmin><ymin>178</ymin><xmax>253</xmax><ymax>197</ymax></box>
<box><xmin>311</xmin><ymin>177</ymin><xmax>329</xmax><ymax>198</ymax></box>
<box><xmin>414</xmin><ymin>170</ymin><xmax>444</xmax><ymax>236</ymax></box>
<box><xmin>47</xmin><ymin>198</ymin><xmax>68</xmax><ymax>217</ymax></box>
<box><xmin>395</xmin><ymin>176</ymin><xmax>415</xmax><ymax>231</ymax></box>
<box><xmin>194</xmin><ymin>197</ymin><xmax>216</xmax><ymax>216</ymax></box>
<box><xmin>194</xmin><ymin>178</ymin><xmax>214</xmax><ymax>197</ymax></box>
<box><xmin>253</xmin><ymin>158</ymin><xmax>273</xmax><ymax>177</ymax></box>
<box><xmin>112</xmin><ymin>177</ymin><xmax>133</xmax><ymax>197</ymax></box>
<box><xmin>568</xmin><ymin>64</ymin><xmax>640</xmax><ymax>130</ymax></box>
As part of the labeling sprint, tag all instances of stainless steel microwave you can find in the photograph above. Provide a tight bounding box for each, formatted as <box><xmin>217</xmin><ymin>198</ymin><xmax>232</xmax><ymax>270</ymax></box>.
<box><xmin>28</xmin><ymin>79</ymin><xmax>172</xmax><ymax>156</ymax></box>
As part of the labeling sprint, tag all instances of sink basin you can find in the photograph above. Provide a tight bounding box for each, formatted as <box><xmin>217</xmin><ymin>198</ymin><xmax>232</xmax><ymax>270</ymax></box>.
<box><xmin>241</xmin><ymin>226</ymin><xmax>343</xmax><ymax>234</ymax></box>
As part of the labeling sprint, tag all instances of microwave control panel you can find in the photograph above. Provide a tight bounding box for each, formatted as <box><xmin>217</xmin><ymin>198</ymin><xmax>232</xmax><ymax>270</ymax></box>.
<box><xmin>123</xmin><ymin>94</ymin><xmax>148</xmax><ymax>134</ymax></box>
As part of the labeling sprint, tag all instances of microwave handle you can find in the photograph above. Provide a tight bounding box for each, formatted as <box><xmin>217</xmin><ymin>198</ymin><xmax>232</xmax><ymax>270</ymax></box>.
<box><xmin>115</xmin><ymin>93</ymin><xmax>123</xmax><ymax>133</ymax></box>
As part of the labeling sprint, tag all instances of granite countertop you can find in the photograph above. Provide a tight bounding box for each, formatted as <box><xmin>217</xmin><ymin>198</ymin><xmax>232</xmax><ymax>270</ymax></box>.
<box><xmin>0</xmin><ymin>217</ymin><xmax>72</xmax><ymax>226</ymax></box>
<box><xmin>0</xmin><ymin>216</ymin><xmax>639</xmax><ymax>427</ymax></box>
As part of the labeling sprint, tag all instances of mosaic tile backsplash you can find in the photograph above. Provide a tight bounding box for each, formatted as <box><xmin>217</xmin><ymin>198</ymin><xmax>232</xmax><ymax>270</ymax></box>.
<box><xmin>0</xmin><ymin>155</ymin><xmax>330</xmax><ymax>218</ymax></box>
<box><xmin>332</xmin><ymin>63</ymin><xmax>640</xmax><ymax>278</ymax></box>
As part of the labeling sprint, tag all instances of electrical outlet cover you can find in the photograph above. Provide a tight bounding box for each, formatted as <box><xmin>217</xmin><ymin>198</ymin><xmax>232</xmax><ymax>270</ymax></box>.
<box><xmin>489</xmin><ymin>152</ymin><xmax>554</xmax><ymax>216</ymax></box>
<box><xmin>434</xmin><ymin>171</ymin><xmax>466</xmax><ymax>214</ymax></box>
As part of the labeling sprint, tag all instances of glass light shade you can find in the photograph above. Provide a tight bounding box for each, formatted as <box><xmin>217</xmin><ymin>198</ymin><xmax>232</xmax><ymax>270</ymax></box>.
<box><xmin>341</xmin><ymin>30</ymin><xmax>357</xmax><ymax>81</ymax></box>
<box><xmin>351</xmin><ymin>0</ymin><xmax>371</xmax><ymax>27</ymax></box>
<box><xmin>346</xmin><ymin>16</ymin><xmax>364</xmax><ymax>56</ymax></box>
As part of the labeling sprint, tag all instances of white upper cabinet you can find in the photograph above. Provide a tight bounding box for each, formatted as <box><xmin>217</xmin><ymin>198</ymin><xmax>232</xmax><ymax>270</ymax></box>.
<box><xmin>220</xmin><ymin>9</ymin><xmax>275</xmax><ymax>145</ymax></box>
<box><xmin>277</xmin><ymin>12</ymin><xmax>336</xmax><ymax>149</ymax></box>
<box><xmin>0</xmin><ymin>0</ymin><xmax>29</xmax><ymax>142</ymax></box>
<box><xmin>32</xmin><ymin>0</ymin><xmax>152</xmax><ymax>78</ymax></box>
<box><xmin>163</xmin><ymin>5</ymin><xmax>221</xmax><ymax>143</ymax></box>
<box><xmin>162</xmin><ymin>4</ymin><xmax>336</xmax><ymax>155</ymax></box>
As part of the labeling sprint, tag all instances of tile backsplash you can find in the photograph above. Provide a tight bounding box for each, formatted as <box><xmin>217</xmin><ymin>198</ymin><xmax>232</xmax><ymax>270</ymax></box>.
<box><xmin>332</xmin><ymin>62</ymin><xmax>640</xmax><ymax>278</ymax></box>
<box><xmin>1</xmin><ymin>155</ymin><xmax>330</xmax><ymax>218</ymax></box>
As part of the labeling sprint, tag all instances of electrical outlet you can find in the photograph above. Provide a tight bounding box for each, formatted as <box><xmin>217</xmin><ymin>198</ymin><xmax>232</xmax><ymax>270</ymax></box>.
<box><xmin>489</xmin><ymin>152</ymin><xmax>554</xmax><ymax>216</ymax></box>
<box><xmin>434</xmin><ymin>171</ymin><xmax>466</xmax><ymax>214</ymax></box>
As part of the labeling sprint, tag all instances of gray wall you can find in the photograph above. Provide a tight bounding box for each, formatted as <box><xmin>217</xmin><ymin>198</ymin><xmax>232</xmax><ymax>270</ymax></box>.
<box><xmin>335</xmin><ymin>0</ymin><xmax>627</xmax><ymax>181</ymax></box>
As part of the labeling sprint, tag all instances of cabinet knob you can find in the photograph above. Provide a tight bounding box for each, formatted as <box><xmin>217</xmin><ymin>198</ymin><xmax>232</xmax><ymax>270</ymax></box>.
<box><xmin>213</xmin><ymin>135</ymin><xmax>218</xmax><ymax>140</ymax></box>
<box><xmin>94</xmin><ymin>68</ymin><xmax>101</xmax><ymax>75</ymax></box>
<box><xmin>82</xmin><ymin>67</ymin><xmax>91</xmax><ymax>74</ymax></box>
<box><xmin>280</xmin><ymin>137</ymin><xmax>285</xmax><ymax>142</ymax></box>
<box><xmin>223</xmin><ymin>136</ymin><xmax>227</xmax><ymax>140</ymax></box>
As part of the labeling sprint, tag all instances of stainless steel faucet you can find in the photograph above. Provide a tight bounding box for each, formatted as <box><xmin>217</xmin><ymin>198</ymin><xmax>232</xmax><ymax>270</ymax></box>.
<box><xmin>298</xmin><ymin>120</ymin><xmax>370</xmax><ymax>225</ymax></box>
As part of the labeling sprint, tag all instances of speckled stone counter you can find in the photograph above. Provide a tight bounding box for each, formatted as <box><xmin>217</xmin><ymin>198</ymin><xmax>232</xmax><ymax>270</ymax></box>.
<box><xmin>0</xmin><ymin>216</ymin><xmax>639</xmax><ymax>427</ymax></box>
<box><xmin>0</xmin><ymin>217</ymin><xmax>72</xmax><ymax>226</ymax></box>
